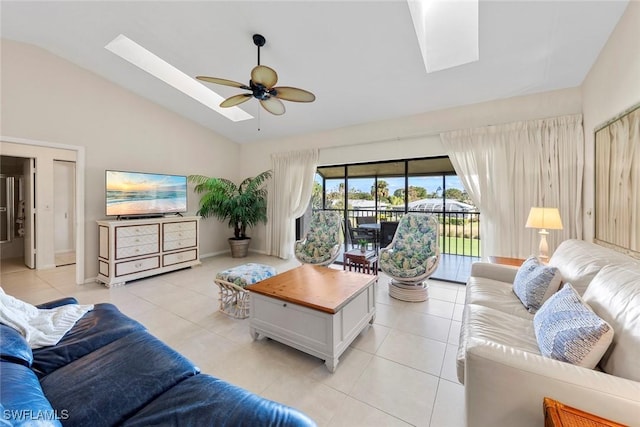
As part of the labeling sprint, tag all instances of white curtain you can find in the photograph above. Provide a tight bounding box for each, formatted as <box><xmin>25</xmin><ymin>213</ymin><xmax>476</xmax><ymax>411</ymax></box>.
<box><xmin>267</xmin><ymin>148</ymin><xmax>319</xmax><ymax>259</ymax></box>
<box><xmin>440</xmin><ymin>114</ymin><xmax>584</xmax><ymax>258</ymax></box>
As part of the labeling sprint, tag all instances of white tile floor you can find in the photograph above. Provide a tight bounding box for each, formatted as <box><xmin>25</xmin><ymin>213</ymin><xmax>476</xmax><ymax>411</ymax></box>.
<box><xmin>0</xmin><ymin>254</ymin><xmax>466</xmax><ymax>427</ymax></box>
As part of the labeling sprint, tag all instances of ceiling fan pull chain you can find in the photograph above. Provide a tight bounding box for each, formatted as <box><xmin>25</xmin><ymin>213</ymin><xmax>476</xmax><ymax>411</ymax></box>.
<box><xmin>257</xmin><ymin>103</ymin><xmax>261</xmax><ymax>132</ymax></box>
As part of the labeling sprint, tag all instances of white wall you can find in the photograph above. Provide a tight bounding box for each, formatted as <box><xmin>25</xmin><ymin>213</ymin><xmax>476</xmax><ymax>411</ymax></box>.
<box><xmin>581</xmin><ymin>0</ymin><xmax>640</xmax><ymax>242</ymax></box>
<box><xmin>1</xmin><ymin>40</ymin><xmax>241</xmax><ymax>282</ymax></box>
<box><xmin>241</xmin><ymin>87</ymin><xmax>583</xmax><ymax>253</ymax></box>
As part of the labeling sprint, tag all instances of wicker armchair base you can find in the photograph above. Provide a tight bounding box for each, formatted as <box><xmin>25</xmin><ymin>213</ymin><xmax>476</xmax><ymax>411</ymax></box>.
<box><xmin>388</xmin><ymin>281</ymin><xmax>429</xmax><ymax>302</ymax></box>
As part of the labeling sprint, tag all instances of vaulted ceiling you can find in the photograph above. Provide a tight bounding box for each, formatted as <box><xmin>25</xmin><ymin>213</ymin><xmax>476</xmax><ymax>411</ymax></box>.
<box><xmin>0</xmin><ymin>1</ymin><xmax>629</xmax><ymax>144</ymax></box>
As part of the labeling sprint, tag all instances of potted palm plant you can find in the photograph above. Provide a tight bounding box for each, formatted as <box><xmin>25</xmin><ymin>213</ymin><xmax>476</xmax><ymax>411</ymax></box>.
<box><xmin>188</xmin><ymin>170</ymin><xmax>271</xmax><ymax>258</ymax></box>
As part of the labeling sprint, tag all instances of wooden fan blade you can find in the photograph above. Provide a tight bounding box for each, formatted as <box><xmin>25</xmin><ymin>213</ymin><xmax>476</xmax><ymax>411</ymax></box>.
<box><xmin>196</xmin><ymin>76</ymin><xmax>250</xmax><ymax>90</ymax></box>
<box><xmin>260</xmin><ymin>97</ymin><xmax>285</xmax><ymax>115</ymax></box>
<box><xmin>220</xmin><ymin>94</ymin><xmax>252</xmax><ymax>108</ymax></box>
<box><xmin>251</xmin><ymin>65</ymin><xmax>278</xmax><ymax>89</ymax></box>
<box><xmin>272</xmin><ymin>86</ymin><xmax>316</xmax><ymax>103</ymax></box>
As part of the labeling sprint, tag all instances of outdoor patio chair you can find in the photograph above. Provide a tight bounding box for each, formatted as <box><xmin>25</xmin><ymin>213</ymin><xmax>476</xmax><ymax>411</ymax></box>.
<box><xmin>379</xmin><ymin>221</ymin><xmax>399</xmax><ymax>249</ymax></box>
<box><xmin>379</xmin><ymin>213</ymin><xmax>440</xmax><ymax>301</ymax></box>
<box><xmin>356</xmin><ymin>216</ymin><xmax>377</xmax><ymax>226</ymax></box>
<box><xmin>294</xmin><ymin>210</ymin><xmax>343</xmax><ymax>266</ymax></box>
<box><xmin>347</xmin><ymin>219</ymin><xmax>375</xmax><ymax>250</ymax></box>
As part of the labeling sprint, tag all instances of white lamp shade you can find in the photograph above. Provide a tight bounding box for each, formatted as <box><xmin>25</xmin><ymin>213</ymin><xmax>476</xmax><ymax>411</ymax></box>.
<box><xmin>525</xmin><ymin>207</ymin><xmax>563</xmax><ymax>230</ymax></box>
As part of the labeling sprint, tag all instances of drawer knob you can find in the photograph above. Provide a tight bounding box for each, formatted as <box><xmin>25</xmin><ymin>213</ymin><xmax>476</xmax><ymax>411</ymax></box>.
<box><xmin>283</xmin><ymin>303</ymin><xmax>287</xmax><ymax>307</ymax></box>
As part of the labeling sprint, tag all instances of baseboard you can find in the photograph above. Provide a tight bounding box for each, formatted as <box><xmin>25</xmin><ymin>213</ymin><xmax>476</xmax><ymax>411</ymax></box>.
<box><xmin>200</xmin><ymin>250</ymin><xmax>230</xmax><ymax>259</ymax></box>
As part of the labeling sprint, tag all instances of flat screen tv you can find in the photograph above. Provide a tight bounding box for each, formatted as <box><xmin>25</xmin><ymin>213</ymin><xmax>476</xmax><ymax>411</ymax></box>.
<box><xmin>105</xmin><ymin>170</ymin><xmax>187</xmax><ymax>217</ymax></box>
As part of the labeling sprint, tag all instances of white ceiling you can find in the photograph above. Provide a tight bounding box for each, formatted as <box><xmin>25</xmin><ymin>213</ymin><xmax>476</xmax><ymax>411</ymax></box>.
<box><xmin>0</xmin><ymin>1</ymin><xmax>629</xmax><ymax>144</ymax></box>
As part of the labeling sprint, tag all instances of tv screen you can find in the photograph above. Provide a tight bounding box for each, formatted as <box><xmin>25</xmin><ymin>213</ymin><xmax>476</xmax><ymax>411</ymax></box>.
<box><xmin>106</xmin><ymin>170</ymin><xmax>187</xmax><ymax>217</ymax></box>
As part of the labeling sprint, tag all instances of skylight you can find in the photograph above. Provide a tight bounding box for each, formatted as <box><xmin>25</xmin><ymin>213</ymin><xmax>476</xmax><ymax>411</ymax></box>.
<box><xmin>105</xmin><ymin>34</ymin><xmax>253</xmax><ymax>122</ymax></box>
<box><xmin>407</xmin><ymin>0</ymin><xmax>479</xmax><ymax>73</ymax></box>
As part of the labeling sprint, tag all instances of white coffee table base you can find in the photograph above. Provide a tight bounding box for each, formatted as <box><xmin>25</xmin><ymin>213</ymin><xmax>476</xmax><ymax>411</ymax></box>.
<box><xmin>249</xmin><ymin>282</ymin><xmax>376</xmax><ymax>372</ymax></box>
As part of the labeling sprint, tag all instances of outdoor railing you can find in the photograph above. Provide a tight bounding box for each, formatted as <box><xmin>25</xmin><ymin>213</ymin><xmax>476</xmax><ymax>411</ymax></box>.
<box><xmin>324</xmin><ymin>208</ymin><xmax>481</xmax><ymax>257</ymax></box>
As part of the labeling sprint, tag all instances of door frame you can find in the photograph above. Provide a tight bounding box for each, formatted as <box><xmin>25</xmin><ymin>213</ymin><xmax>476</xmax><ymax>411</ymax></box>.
<box><xmin>0</xmin><ymin>136</ymin><xmax>85</xmax><ymax>285</ymax></box>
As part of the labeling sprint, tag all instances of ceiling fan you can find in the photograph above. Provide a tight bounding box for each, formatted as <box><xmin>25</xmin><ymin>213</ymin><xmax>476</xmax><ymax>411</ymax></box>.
<box><xmin>196</xmin><ymin>34</ymin><xmax>315</xmax><ymax>116</ymax></box>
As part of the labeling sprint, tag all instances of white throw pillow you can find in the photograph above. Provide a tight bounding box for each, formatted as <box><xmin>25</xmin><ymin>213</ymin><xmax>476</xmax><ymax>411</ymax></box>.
<box><xmin>512</xmin><ymin>256</ymin><xmax>562</xmax><ymax>313</ymax></box>
<box><xmin>534</xmin><ymin>284</ymin><xmax>614</xmax><ymax>368</ymax></box>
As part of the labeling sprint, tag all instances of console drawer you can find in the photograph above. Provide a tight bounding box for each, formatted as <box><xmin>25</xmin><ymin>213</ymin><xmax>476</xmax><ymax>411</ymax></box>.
<box><xmin>116</xmin><ymin>243</ymin><xmax>159</xmax><ymax>259</ymax></box>
<box><xmin>163</xmin><ymin>249</ymin><xmax>198</xmax><ymax>266</ymax></box>
<box><xmin>116</xmin><ymin>224</ymin><xmax>158</xmax><ymax>238</ymax></box>
<box><xmin>115</xmin><ymin>256</ymin><xmax>160</xmax><ymax>277</ymax></box>
<box><xmin>117</xmin><ymin>234</ymin><xmax>159</xmax><ymax>249</ymax></box>
<box><xmin>164</xmin><ymin>221</ymin><xmax>196</xmax><ymax>233</ymax></box>
<box><xmin>163</xmin><ymin>236</ymin><xmax>196</xmax><ymax>251</ymax></box>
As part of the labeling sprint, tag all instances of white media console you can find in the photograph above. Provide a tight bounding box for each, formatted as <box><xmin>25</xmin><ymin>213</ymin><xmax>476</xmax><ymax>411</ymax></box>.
<box><xmin>96</xmin><ymin>216</ymin><xmax>200</xmax><ymax>287</ymax></box>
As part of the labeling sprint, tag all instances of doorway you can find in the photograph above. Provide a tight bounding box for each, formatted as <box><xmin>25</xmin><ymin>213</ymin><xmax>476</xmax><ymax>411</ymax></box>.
<box><xmin>0</xmin><ymin>155</ymin><xmax>33</xmax><ymax>273</ymax></box>
<box><xmin>0</xmin><ymin>138</ymin><xmax>85</xmax><ymax>285</ymax></box>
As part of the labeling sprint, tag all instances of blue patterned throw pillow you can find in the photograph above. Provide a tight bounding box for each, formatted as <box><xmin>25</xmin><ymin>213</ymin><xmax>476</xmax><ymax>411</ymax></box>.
<box><xmin>513</xmin><ymin>256</ymin><xmax>562</xmax><ymax>313</ymax></box>
<box><xmin>534</xmin><ymin>284</ymin><xmax>614</xmax><ymax>368</ymax></box>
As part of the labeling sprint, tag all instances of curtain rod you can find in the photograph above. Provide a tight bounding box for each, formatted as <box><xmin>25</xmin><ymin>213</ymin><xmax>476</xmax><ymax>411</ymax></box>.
<box><xmin>320</xmin><ymin>130</ymin><xmax>442</xmax><ymax>151</ymax></box>
<box><xmin>594</xmin><ymin>101</ymin><xmax>640</xmax><ymax>133</ymax></box>
<box><xmin>321</xmin><ymin>112</ymin><xmax>582</xmax><ymax>151</ymax></box>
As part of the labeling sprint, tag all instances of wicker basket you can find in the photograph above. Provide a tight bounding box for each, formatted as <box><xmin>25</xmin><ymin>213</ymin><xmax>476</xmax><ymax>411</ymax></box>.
<box><xmin>215</xmin><ymin>279</ymin><xmax>251</xmax><ymax>319</ymax></box>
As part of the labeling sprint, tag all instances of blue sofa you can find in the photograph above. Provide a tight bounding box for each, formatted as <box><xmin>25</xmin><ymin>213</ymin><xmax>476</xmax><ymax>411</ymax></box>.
<box><xmin>0</xmin><ymin>297</ymin><xmax>316</xmax><ymax>427</ymax></box>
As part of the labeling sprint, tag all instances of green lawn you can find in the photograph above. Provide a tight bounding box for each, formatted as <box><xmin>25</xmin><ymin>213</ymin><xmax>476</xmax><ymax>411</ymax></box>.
<box><xmin>439</xmin><ymin>236</ymin><xmax>480</xmax><ymax>257</ymax></box>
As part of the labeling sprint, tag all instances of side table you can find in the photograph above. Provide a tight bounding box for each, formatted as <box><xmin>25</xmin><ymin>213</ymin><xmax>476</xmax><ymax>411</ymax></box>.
<box><xmin>344</xmin><ymin>249</ymin><xmax>378</xmax><ymax>275</ymax></box>
<box><xmin>487</xmin><ymin>256</ymin><xmax>526</xmax><ymax>267</ymax></box>
<box><xmin>543</xmin><ymin>397</ymin><xmax>626</xmax><ymax>427</ymax></box>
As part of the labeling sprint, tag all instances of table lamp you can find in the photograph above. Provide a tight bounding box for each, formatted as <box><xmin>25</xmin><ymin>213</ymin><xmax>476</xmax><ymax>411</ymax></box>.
<box><xmin>525</xmin><ymin>207</ymin><xmax>563</xmax><ymax>260</ymax></box>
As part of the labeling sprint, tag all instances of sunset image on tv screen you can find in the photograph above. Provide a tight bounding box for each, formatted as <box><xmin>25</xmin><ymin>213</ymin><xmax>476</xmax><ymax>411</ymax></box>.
<box><xmin>106</xmin><ymin>171</ymin><xmax>187</xmax><ymax>216</ymax></box>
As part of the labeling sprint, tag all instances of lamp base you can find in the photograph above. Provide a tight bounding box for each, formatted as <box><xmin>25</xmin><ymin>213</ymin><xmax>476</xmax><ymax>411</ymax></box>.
<box><xmin>538</xmin><ymin>229</ymin><xmax>549</xmax><ymax>261</ymax></box>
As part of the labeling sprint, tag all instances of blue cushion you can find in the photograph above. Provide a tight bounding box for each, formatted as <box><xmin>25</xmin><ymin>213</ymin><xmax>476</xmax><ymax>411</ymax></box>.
<box><xmin>40</xmin><ymin>330</ymin><xmax>199</xmax><ymax>427</ymax></box>
<box><xmin>0</xmin><ymin>325</ymin><xmax>33</xmax><ymax>367</ymax></box>
<box><xmin>123</xmin><ymin>374</ymin><xmax>317</xmax><ymax>427</ymax></box>
<box><xmin>32</xmin><ymin>303</ymin><xmax>145</xmax><ymax>378</ymax></box>
<box><xmin>534</xmin><ymin>284</ymin><xmax>614</xmax><ymax>368</ymax></box>
<box><xmin>513</xmin><ymin>256</ymin><xmax>562</xmax><ymax>313</ymax></box>
<box><xmin>0</xmin><ymin>362</ymin><xmax>62</xmax><ymax>426</ymax></box>
<box><xmin>0</xmin><ymin>403</ymin><xmax>12</xmax><ymax>427</ymax></box>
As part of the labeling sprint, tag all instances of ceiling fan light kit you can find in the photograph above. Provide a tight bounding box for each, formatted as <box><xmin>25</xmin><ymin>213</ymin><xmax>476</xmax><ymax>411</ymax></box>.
<box><xmin>196</xmin><ymin>34</ymin><xmax>315</xmax><ymax>116</ymax></box>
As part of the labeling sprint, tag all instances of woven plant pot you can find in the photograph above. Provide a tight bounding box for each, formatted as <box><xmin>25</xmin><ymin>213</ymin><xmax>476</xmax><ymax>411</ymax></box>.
<box><xmin>229</xmin><ymin>238</ymin><xmax>251</xmax><ymax>258</ymax></box>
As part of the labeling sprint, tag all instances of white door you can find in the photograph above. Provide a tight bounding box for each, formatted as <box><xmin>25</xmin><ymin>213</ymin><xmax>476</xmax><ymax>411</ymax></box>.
<box><xmin>23</xmin><ymin>158</ymin><xmax>35</xmax><ymax>269</ymax></box>
<box><xmin>53</xmin><ymin>161</ymin><xmax>75</xmax><ymax>261</ymax></box>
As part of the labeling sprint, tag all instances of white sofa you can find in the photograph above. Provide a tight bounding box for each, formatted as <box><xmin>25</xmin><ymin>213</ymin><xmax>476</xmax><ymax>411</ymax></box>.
<box><xmin>457</xmin><ymin>239</ymin><xmax>640</xmax><ymax>427</ymax></box>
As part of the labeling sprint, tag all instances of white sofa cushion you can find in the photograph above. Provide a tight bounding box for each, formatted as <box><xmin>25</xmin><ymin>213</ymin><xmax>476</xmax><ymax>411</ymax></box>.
<box><xmin>513</xmin><ymin>256</ymin><xmax>562</xmax><ymax>313</ymax></box>
<box><xmin>457</xmin><ymin>304</ymin><xmax>540</xmax><ymax>383</ymax></box>
<box><xmin>466</xmin><ymin>276</ymin><xmax>533</xmax><ymax>319</ymax></box>
<box><xmin>582</xmin><ymin>264</ymin><xmax>640</xmax><ymax>381</ymax></box>
<box><xmin>534</xmin><ymin>284</ymin><xmax>613</xmax><ymax>369</ymax></box>
<box><xmin>549</xmin><ymin>239</ymin><xmax>635</xmax><ymax>295</ymax></box>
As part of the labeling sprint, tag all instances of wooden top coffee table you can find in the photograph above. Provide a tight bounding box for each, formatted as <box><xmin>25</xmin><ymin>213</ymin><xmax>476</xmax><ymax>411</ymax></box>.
<box><xmin>247</xmin><ymin>264</ymin><xmax>377</xmax><ymax>372</ymax></box>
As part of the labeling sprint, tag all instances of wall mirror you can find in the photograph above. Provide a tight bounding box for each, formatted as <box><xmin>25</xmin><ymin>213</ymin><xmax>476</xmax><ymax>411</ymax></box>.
<box><xmin>594</xmin><ymin>102</ymin><xmax>640</xmax><ymax>259</ymax></box>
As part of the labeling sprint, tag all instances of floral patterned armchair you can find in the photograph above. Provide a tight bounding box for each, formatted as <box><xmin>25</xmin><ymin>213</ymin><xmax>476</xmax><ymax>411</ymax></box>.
<box><xmin>294</xmin><ymin>211</ymin><xmax>343</xmax><ymax>266</ymax></box>
<box><xmin>379</xmin><ymin>213</ymin><xmax>440</xmax><ymax>301</ymax></box>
